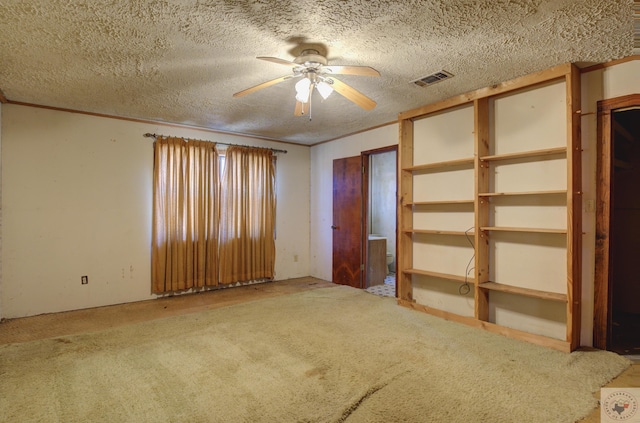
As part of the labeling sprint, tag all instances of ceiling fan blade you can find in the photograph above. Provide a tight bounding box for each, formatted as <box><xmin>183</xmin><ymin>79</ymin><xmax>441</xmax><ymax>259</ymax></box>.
<box><xmin>327</xmin><ymin>77</ymin><xmax>377</xmax><ymax>111</ymax></box>
<box><xmin>257</xmin><ymin>56</ymin><xmax>299</xmax><ymax>68</ymax></box>
<box><xmin>232</xmin><ymin>75</ymin><xmax>292</xmax><ymax>98</ymax></box>
<box><xmin>323</xmin><ymin>65</ymin><xmax>380</xmax><ymax>77</ymax></box>
<box><xmin>294</xmin><ymin>101</ymin><xmax>306</xmax><ymax>116</ymax></box>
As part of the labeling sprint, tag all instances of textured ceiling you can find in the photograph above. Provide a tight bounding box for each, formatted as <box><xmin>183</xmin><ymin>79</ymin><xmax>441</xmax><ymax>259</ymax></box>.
<box><xmin>0</xmin><ymin>0</ymin><xmax>634</xmax><ymax>145</ymax></box>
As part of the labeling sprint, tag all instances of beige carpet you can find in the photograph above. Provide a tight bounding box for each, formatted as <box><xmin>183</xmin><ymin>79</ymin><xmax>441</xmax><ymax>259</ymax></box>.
<box><xmin>0</xmin><ymin>285</ymin><xmax>631</xmax><ymax>422</ymax></box>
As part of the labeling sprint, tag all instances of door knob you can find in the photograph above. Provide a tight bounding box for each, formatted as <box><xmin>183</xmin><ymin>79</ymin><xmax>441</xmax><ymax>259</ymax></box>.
<box><xmin>331</xmin><ymin>225</ymin><xmax>338</xmax><ymax>230</ymax></box>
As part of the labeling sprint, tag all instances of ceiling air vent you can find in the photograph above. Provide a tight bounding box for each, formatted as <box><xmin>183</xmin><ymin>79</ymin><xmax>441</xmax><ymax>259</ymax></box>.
<box><xmin>411</xmin><ymin>70</ymin><xmax>454</xmax><ymax>87</ymax></box>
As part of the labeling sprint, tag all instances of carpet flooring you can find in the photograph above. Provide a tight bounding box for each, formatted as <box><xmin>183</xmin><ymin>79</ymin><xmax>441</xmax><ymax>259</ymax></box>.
<box><xmin>0</xmin><ymin>283</ymin><xmax>631</xmax><ymax>423</ymax></box>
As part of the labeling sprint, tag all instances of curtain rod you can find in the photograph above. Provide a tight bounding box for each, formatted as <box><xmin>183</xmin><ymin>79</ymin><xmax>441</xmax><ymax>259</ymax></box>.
<box><xmin>143</xmin><ymin>133</ymin><xmax>287</xmax><ymax>154</ymax></box>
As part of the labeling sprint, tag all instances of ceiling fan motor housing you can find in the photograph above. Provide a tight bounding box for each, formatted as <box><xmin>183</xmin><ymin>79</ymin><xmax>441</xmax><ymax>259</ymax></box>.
<box><xmin>294</xmin><ymin>49</ymin><xmax>328</xmax><ymax>68</ymax></box>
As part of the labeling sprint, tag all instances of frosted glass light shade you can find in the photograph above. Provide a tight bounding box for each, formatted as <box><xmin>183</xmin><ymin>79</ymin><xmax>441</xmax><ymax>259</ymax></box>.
<box><xmin>316</xmin><ymin>81</ymin><xmax>333</xmax><ymax>99</ymax></box>
<box><xmin>295</xmin><ymin>78</ymin><xmax>311</xmax><ymax>103</ymax></box>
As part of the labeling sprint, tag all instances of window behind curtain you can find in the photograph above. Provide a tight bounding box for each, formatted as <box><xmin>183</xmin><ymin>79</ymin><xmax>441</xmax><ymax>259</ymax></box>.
<box><xmin>151</xmin><ymin>137</ymin><xmax>219</xmax><ymax>293</ymax></box>
<box><xmin>218</xmin><ymin>146</ymin><xmax>276</xmax><ymax>284</ymax></box>
<box><xmin>152</xmin><ymin>139</ymin><xmax>276</xmax><ymax>293</ymax></box>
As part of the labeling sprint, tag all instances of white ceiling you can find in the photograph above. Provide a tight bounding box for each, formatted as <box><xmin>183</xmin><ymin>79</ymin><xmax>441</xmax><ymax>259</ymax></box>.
<box><xmin>0</xmin><ymin>1</ymin><xmax>635</xmax><ymax>145</ymax></box>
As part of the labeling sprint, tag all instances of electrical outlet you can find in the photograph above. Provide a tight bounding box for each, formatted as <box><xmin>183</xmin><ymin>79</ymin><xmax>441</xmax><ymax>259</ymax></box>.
<box><xmin>81</xmin><ymin>276</ymin><xmax>88</xmax><ymax>285</ymax></box>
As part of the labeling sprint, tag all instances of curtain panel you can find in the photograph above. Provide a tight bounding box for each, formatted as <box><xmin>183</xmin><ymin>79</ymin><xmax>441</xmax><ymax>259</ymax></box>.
<box><xmin>218</xmin><ymin>146</ymin><xmax>276</xmax><ymax>284</ymax></box>
<box><xmin>152</xmin><ymin>137</ymin><xmax>220</xmax><ymax>293</ymax></box>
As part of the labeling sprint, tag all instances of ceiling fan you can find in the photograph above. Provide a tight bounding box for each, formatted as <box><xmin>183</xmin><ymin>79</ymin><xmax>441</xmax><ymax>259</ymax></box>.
<box><xmin>232</xmin><ymin>49</ymin><xmax>380</xmax><ymax>117</ymax></box>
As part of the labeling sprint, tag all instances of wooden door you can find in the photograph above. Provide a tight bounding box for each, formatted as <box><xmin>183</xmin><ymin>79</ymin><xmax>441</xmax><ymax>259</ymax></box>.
<box><xmin>332</xmin><ymin>156</ymin><xmax>363</xmax><ymax>288</ymax></box>
<box><xmin>594</xmin><ymin>94</ymin><xmax>640</xmax><ymax>351</ymax></box>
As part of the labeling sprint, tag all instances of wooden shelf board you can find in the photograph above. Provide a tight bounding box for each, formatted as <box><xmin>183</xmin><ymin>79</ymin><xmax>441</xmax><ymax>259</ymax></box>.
<box><xmin>403</xmin><ymin>157</ymin><xmax>474</xmax><ymax>172</ymax></box>
<box><xmin>405</xmin><ymin>200</ymin><xmax>475</xmax><ymax>206</ymax></box>
<box><xmin>398</xmin><ymin>300</ymin><xmax>571</xmax><ymax>352</ymax></box>
<box><xmin>479</xmin><ymin>282</ymin><xmax>567</xmax><ymax>302</ymax></box>
<box><xmin>406</xmin><ymin>229</ymin><xmax>475</xmax><ymax>236</ymax></box>
<box><xmin>480</xmin><ymin>146</ymin><xmax>566</xmax><ymax>162</ymax></box>
<box><xmin>403</xmin><ymin>268</ymin><xmax>474</xmax><ymax>284</ymax></box>
<box><xmin>480</xmin><ymin>226</ymin><xmax>566</xmax><ymax>234</ymax></box>
<box><xmin>478</xmin><ymin>190</ymin><xmax>567</xmax><ymax>197</ymax></box>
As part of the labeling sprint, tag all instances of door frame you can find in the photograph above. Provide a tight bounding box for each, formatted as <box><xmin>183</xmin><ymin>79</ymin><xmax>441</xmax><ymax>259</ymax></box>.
<box><xmin>593</xmin><ymin>94</ymin><xmax>640</xmax><ymax>349</ymax></box>
<box><xmin>361</xmin><ymin>145</ymin><xmax>399</xmax><ymax>295</ymax></box>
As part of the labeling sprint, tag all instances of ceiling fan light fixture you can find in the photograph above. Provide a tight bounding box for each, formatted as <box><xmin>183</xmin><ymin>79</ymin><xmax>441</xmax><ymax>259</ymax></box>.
<box><xmin>295</xmin><ymin>77</ymin><xmax>311</xmax><ymax>103</ymax></box>
<box><xmin>295</xmin><ymin>91</ymin><xmax>310</xmax><ymax>103</ymax></box>
<box><xmin>234</xmin><ymin>49</ymin><xmax>380</xmax><ymax>114</ymax></box>
<box><xmin>316</xmin><ymin>80</ymin><xmax>333</xmax><ymax>99</ymax></box>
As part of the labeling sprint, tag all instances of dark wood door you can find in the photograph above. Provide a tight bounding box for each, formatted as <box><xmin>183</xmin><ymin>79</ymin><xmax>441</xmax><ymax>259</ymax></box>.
<box><xmin>332</xmin><ymin>156</ymin><xmax>363</xmax><ymax>288</ymax></box>
<box><xmin>594</xmin><ymin>94</ymin><xmax>640</xmax><ymax>351</ymax></box>
<box><xmin>609</xmin><ymin>108</ymin><xmax>640</xmax><ymax>354</ymax></box>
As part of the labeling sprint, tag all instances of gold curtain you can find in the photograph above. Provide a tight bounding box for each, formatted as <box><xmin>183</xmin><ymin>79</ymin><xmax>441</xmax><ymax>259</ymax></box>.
<box><xmin>152</xmin><ymin>137</ymin><xmax>219</xmax><ymax>293</ymax></box>
<box><xmin>218</xmin><ymin>146</ymin><xmax>276</xmax><ymax>284</ymax></box>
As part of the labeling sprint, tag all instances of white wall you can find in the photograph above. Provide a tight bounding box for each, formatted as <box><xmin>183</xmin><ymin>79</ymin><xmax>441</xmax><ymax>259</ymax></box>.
<box><xmin>309</xmin><ymin>124</ymin><xmax>398</xmax><ymax>281</ymax></box>
<box><xmin>579</xmin><ymin>59</ymin><xmax>640</xmax><ymax>345</ymax></box>
<box><xmin>1</xmin><ymin>104</ymin><xmax>310</xmax><ymax>318</ymax></box>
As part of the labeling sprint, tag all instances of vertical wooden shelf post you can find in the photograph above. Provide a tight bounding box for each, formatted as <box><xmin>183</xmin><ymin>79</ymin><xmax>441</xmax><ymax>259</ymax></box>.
<box><xmin>566</xmin><ymin>64</ymin><xmax>582</xmax><ymax>351</ymax></box>
<box><xmin>474</xmin><ymin>97</ymin><xmax>490</xmax><ymax>321</ymax></box>
<box><xmin>398</xmin><ymin>118</ymin><xmax>414</xmax><ymax>302</ymax></box>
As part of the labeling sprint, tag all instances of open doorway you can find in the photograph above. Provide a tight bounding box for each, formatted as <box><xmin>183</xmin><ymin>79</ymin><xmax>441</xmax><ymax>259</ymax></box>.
<box><xmin>362</xmin><ymin>146</ymin><xmax>398</xmax><ymax>297</ymax></box>
<box><xmin>594</xmin><ymin>95</ymin><xmax>640</xmax><ymax>354</ymax></box>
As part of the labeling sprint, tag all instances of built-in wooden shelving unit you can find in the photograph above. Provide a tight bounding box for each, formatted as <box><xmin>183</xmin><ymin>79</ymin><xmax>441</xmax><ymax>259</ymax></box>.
<box><xmin>397</xmin><ymin>63</ymin><xmax>581</xmax><ymax>352</ymax></box>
